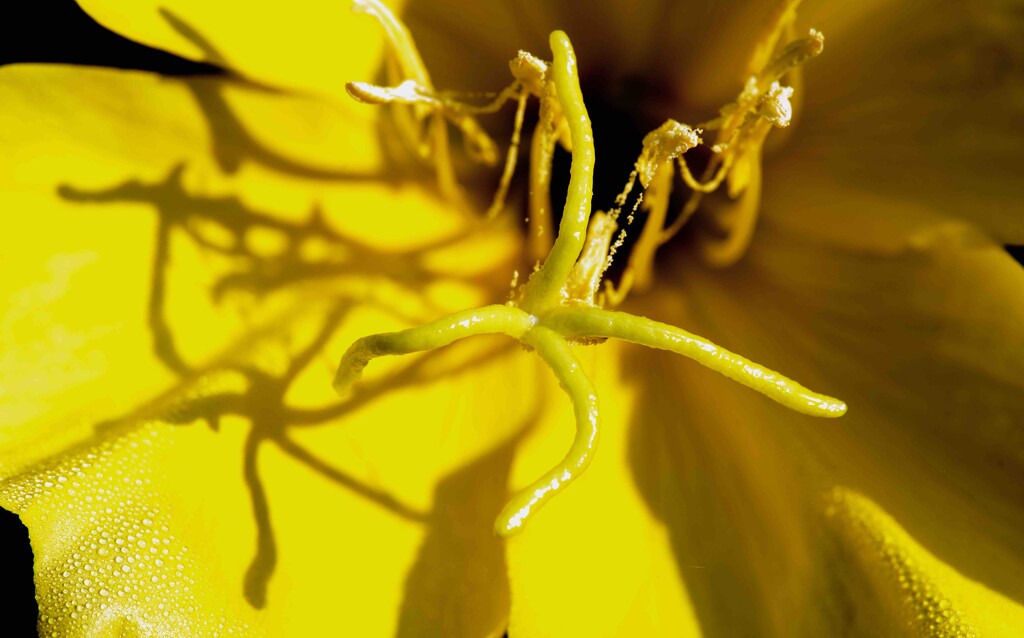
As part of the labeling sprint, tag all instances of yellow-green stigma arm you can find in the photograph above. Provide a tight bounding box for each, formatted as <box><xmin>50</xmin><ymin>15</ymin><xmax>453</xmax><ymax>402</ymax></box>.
<box><xmin>521</xmin><ymin>30</ymin><xmax>595</xmax><ymax>312</ymax></box>
<box><xmin>496</xmin><ymin>326</ymin><xmax>599</xmax><ymax>538</ymax></box>
<box><xmin>333</xmin><ymin>305</ymin><xmax>534</xmax><ymax>398</ymax></box>
<box><xmin>543</xmin><ymin>307</ymin><xmax>847</xmax><ymax>417</ymax></box>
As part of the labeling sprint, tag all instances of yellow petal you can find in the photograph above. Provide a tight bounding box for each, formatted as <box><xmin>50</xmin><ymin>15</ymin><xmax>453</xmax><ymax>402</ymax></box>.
<box><xmin>780</xmin><ymin>0</ymin><xmax>1024</xmax><ymax>244</ymax></box>
<box><xmin>639</xmin><ymin>221</ymin><xmax>1024</xmax><ymax>630</ymax></box>
<box><xmin>761</xmin><ymin>156</ymin><xmax>996</xmax><ymax>255</ymax></box>
<box><xmin>612</xmin><ymin>319</ymin><xmax>842</xmax><ymax>636</ymax></box>
<box><xmin>75</xmin><ymin>0</ymin><xmax>387</xmax><ymax>98</ymax></box>
<box><xmin>0</xmin><ymin>63</ymin><xmax>511</xmax><ymax>472</ymax></box>
<box><xmin>1</xmin><ymin>318</ymin><xmax>535</xmax><ymax>636</ymax></box>
<box><xmin>0</xmin><ymin>63</ymin><xmax>522</xmax><ymax>636</ymax></box>
<box><xmin>505</xmin><ymin>343</ymin><xmax>703</xmax><ymax>638</ymax></box>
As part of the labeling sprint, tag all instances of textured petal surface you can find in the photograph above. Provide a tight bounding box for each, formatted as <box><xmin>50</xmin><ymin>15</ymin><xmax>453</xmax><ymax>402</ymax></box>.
<box><xmin>826</xmin><ymin>487</ymin><xmax>1024</xmax><ymax>637</ymax></box>
<box><xmin>0</xmin><ymin>64</ymin><xmax>524</xmax><ymax>637</ymax></box>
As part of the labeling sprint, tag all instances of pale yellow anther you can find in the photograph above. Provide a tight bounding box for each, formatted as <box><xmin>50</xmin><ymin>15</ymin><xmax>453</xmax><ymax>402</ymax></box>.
<box><xmin>345</xmin><ymin>79</ymin><xmax>438</xmax><ymax>107</ymax></box>
<box><xmin>636</xmin><ymin>120</ymin><xmax>702</xmax><ymax>189</ymax></box>
<box><xmin>757</xmin><ymin>82</ymin><xmax>795</xmax><ymax>128</ymax></box>
<box><xmin>509</xmin><ymin>50</ymin><xmax>549</xmax><ymax>97</ymax></box>
<box><xmin>563</xmin><ymin>212</ymin><xmax>618</xmax><ymax>307</ymax></box>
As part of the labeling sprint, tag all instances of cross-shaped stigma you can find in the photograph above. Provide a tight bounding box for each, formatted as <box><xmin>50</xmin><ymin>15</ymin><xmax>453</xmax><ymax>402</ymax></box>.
<box><xmin>335</xmin><ymin>30</ymin><xmax>846</xmax><ymax>538</ymax></box>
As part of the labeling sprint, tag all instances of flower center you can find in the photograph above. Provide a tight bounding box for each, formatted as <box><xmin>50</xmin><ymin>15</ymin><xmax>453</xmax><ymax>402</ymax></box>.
<box><xmin>349</xmin><ymin>0</ymin><xmax>823</xmax><ymax>299</ymax></box>
<box><xmin>337</xmin><ymin>2</ymin><xmax>845</xmax><ymax>537</ymax></box>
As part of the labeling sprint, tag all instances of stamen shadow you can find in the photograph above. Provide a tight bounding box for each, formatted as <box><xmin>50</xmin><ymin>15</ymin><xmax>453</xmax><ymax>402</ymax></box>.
<box><xmin>59</xmin><ymin>155</ymin><xmax>513</xmax><ymax>610</ymax></box>
<box><xmin>394</xmin><ymin>369</ymin><xmax>544</xmax><ymax>638</ymax></box>
<box><xmin>52</xmin><ymin>9</ymin><xmax>527</xmax><ymax>615</ymax></box>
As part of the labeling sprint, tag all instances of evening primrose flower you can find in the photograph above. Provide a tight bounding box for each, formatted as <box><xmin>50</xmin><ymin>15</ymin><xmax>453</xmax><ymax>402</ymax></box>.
<box><xmin>1</xmin><ymin>2</ymin><xmax>1023</xmax><ymax>638</ymax></box>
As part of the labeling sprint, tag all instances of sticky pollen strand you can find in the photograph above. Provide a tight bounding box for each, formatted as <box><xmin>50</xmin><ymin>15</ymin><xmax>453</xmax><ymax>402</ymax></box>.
<box><xmin>607</xmin><ymin>160</ymin><xmax>673</xmax><ymax>303</ymax></box>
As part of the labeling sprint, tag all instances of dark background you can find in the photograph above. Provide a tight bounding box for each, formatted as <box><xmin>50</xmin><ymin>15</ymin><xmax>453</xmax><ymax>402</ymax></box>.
<box><xmin>0</xmin><ymin>2</ymin><xmax>1022</xmax><ymax>637</ymax></box>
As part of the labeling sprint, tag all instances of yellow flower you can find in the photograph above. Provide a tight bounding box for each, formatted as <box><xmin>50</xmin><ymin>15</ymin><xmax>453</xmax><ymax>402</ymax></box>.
<box><xmin>2</xmin><ymin>1</ymin><xmax>1023</xmax><ymax>637</ymax></box>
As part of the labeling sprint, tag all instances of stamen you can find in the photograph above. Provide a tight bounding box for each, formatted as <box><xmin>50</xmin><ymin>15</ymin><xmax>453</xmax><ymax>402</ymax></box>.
<box><xmin>485</xmin><ymin>92</ymin><xmax>529</xmax><ymax>218</ymax></box>
<box><xmin>698</xmin><ymin>158</ymin><xmax>763</xmax><ymax>267</ymax></box>
<box><xmin>760</xmin><ymin>30</ymin><xmax>825</xmax><ymax>90</ymax></box>
<box><xmin>526</xmin><ymin>78</ymin><xmax>568</xmax><ymax>263</ymax></box>
<box><xmin>346</xmin><ymin>78</ymin><xmax>503</xmax><ymax>167</ymax></box>
<box><xmin>745</xmin><ymin>0</ymin><xmax>802</xmax><ymax>78</ymax></box>
<box><xmin>509</xmin><ymin>50</ymin><xmax>549</xmax><ymax>98</ymax></box>
<box><xmin>350</xmin><ymin>0</ymin><xmax>537</xmax><ymax>201</ymax></box>
<box><xmin>758</xmin><ymin>82</ymin><xmax>795</xmax><ymax>128</ymax></box>
<box><xmin>497</xmin><ymin>51</ymin><xmax>555</xmax><ymax>225</ymax></box>
<box><xmin>348</xmin><ymin>8</ymin><xmax>577</xmax><ymax>242</ymax></box>
<box><xmin>635</xmin><ymin>120</ymin><xmax>702</xmax><ymax>189</ymax></box>
<box><xmin>351</xmin><ymin>0</ymin><xmax>462</xmax><ymax>199</ymax></box>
